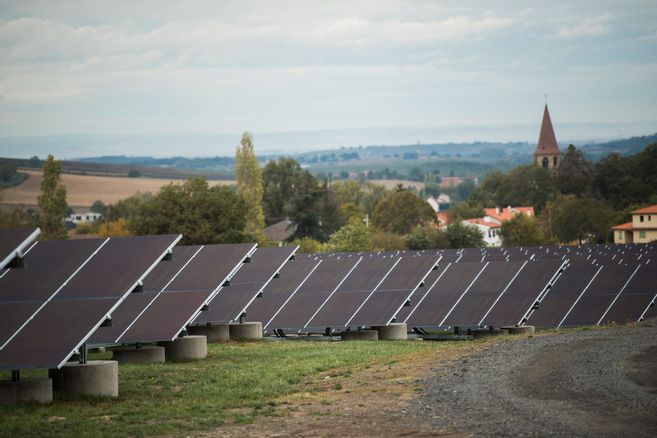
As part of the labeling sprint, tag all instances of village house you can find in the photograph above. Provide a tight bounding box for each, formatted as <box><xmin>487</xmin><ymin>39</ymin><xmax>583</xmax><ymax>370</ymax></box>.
<box><xmin>612</xmin><ymin>204</ymin><xmax>657</xmax><ymax>244</ymax></box>
<box><xmin>462</xmin><ymin>206</ymin><xmax>535</xmax><ymax>247</ymax></box>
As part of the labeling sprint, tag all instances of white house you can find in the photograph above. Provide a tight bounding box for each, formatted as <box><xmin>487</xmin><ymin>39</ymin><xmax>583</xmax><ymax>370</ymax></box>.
<box><xmin>462</xmin><ymin>217</ymin><xmax>502</xmax><ymax>246</ymax></box>
<box><xmin>67</xmin><ymin>212</ymin><xmax>102</xmax><ymax>224</ymax></box>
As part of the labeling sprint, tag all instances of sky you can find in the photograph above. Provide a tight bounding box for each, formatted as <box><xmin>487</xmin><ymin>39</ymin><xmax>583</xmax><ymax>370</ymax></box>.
<box><xmin>1</xmin><ymin>0</ymin><xmax>656</xmax><ymax>157</ymax></box>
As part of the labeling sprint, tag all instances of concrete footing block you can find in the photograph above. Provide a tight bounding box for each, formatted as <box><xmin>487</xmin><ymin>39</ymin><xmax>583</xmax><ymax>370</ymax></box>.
<box><xmin>112</xmin><ymin>346</ymin><xmax>165</xmax><ymax>364</ymax></box>
<box><xmin>158</xmin><ymin>335</ymin><xmax>207</xmax><ymax>361</ymax></box>
<box><xmin>188</xmin><ymin>325</ymin><xmax>230</xmax><ymax>343</ymax></box>
<box><xmin>340</xmin><ymin>330</ymin><xmax>379</xmax><ymax>341</ymax></box>
<box><xmin>471</xmin><ymin>328</ymin><xmax>509</xmax><ymax>339</ymax></box>
<box><xmin>49</xmin><ymin>360</ymin><xmax>118</xmax><ymax>398</ymax></box>
<box><xmin>229</xmin><ymin>322</ymin><xmax>263</xmax><ymax>340</ymax></box>
<box><xmin>502</xmin><ymin>325</ymin><xmax>535</xmax><ymax>335</ymax></box>
<box><xmin>372</xmin><ymin>323</ymin><xmax>408</xmax><ymax>340</ymax></box>
<box><xmin>0</xmin><ymin>378</ymin><xmax>53</xmax><ymax>404</ymax></box>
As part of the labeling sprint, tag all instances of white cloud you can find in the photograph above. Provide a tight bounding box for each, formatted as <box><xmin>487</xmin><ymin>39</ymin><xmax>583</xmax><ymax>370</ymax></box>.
<box><xmin>557</xmin><ymin>13</ymin><xmax>613</xmax><ymax>39</ymax></box>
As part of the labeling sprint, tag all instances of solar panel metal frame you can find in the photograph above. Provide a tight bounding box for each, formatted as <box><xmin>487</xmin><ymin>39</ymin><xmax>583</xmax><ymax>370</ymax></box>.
<box><xmin>116</xmin><ymin>243</ymin><xmax>257</xmax><ymax>343</ymax></box>
<box><xmin>0</xmin><ymin>234</ymin><xmax>183</xmax><ymax>370</ymax></box>
<box><xmin>0</xmin><ymin>228</ymin><xmax>41</xmax><ymax>271</ymax></box>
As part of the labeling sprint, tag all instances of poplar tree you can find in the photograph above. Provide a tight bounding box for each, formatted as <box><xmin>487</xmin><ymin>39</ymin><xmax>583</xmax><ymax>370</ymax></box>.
<box><xmin>37</xmin><ymin>154</ymin><xmax>68</xmax><ymax>240</ymax></box>
<box><xmin>235</xmin><ymin>132</ymin><xmax>265</xmax><ymax>240</ymax></box>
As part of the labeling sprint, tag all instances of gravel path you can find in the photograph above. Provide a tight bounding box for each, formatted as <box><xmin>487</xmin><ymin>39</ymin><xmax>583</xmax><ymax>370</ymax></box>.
<box><xmin>416</xmin><ymin>326</ymin><xmax>657</xmax><ymax>438</ymax></box>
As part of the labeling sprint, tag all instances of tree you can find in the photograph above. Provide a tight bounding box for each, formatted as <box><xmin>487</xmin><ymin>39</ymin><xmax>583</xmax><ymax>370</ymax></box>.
<box><xmin>372</xmin><ymin>190</ymin><xmax>435</xmax><ymax>235</ymax></box>
<box><xmin>494</xmin><ymin>165</ymin><xmax>556</xmax><ymax>213</ymax></box>
<box><xmin>445</xmin><ymin>221</ymin><xmax>484</xmax><ymax>248</ymax></box>
<box><xmin>90</xmin><ymin>200</ymin><xmax>106</xmax><ymax>214</ymax></box>
<box><xmin>556</xmin><ymin>145</ymin><xmax>592</xmax><ymax>196</ymax></box>
<box><xmin>371</xmin><ymin>231</ymin><xmax>407</xmax><ymax>251</ymax></box>
<box><xmin>500</xmin><ymin>214</ymin><xmax>544</xmax><ymax>247</ymax></box>
<box><xmin>327</xmin><ymin>216</ymin><xmax>372</xmax><ymax>252</ymax></box>
<box><xmin>236</xmin><ymin>132</ymin><xmax>265</xmax><ymax>240</ymax></box>
<box><xmin>262</xmin><ymin>158</ymin><xmax>318</xmax><ymax>225</ymax></box>
<box><xmin>97</xmin><ymin>218</ymin><xmax>131</xmax><ymax>237</ymax></box>
<box><xmin>130</xmin><ymin>178</ymin><xmax>248</xmax><ymax>245</ymax></box>
<box><xmin>291</xmin><ymin>237</ymin><xmax>325</xmax><ymax>253</ymax></box>
<box><xmin>547</xmin><ymin>195</ymin><xmax>614</xmax><ymax>244</ymax></box>
<box><xmin>406</xmin><ymin>225</ymin><xmax>450</xmax><ymax>250</ymax></box>
<box><xmin>37</xmin><ymin>154</ymin><xmax>68</xmax><ymax>240</ymax></box>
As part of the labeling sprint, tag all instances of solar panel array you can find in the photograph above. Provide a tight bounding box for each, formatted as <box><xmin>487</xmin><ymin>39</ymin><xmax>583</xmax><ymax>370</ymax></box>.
<box><xmin>90</xmin><ymin>243</ymin><xmax>257</xmax><ymax>344</ymax></box>
<box><xmin>0</xmin><ymin>235</ymin><xmax>181</xmax><ymax>370</ymax></box>
<box><xmin>1</xmin><ymin>225</ymin><xmax>655</xmax><ymax>372</ymax></box>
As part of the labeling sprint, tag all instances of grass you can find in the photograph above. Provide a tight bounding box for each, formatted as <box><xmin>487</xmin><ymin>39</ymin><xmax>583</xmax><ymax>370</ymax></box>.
<box><xmin>0</xmin><ymin>340</ymin><xmax>449</xmax><ymax>437</ymax></box>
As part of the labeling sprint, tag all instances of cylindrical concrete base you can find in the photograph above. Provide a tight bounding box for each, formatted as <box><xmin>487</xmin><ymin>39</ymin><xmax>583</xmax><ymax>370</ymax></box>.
<box><xmin>158</xmin><ymin>335</ymin><xmax>207</xmax><ymax>361</ymax></box>
<box><xmin>502</xmin><ymin>325</ymin><xmax>535</xmax><ymax>335</ymax></box>
<box><xmin>188</xmin><ymin>325</ymin><xmax>230</xmax><ymax>343</ymax></box>
<box><xmin>372</xmin><ymin>323</ymin><xmax>408</xmax><ymax>340</ymax></box>
<box><xmin>340</xmin><ymin>330</ymin><xmax>379</xmax><ymax>341</ymax></box>
<box><xmin>49</xmin><ymin>360</ymin><xmax>118</xmax><ymax>398</ymax></box>
<box><xmin>229</xmin><ymin>322</ymin><xmax>263</xmax><ymax>340</ymax></box>
<box><xmin>471</xmin><ymin>328</ymin><xmax>509</xmax><ymax>339</ymax></box>
<box><xmin>112</xmin><ymin>346</ymin><xmax>165</xmax><ymax>364</ymax></box>
<box><xmin>0</xmin><ymin>378</ymin><xmax>53</xmax><ymax>404</ymax></box>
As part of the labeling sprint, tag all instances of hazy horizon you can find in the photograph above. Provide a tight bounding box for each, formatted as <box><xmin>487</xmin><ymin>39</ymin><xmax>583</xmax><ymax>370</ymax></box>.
<box><xmin>1</xmin><ymin>1</ymin><xmax>656</xmax><ymax>158</ymax></box>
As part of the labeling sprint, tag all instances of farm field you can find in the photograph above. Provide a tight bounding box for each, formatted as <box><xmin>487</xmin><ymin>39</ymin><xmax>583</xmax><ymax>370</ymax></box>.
<box><xmin>1</xmin><ymin>170</ymin><xmax>235</xmax><ymax>208</ymax></box>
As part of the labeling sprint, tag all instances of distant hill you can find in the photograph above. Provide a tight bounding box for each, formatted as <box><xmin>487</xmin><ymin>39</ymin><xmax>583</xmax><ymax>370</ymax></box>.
<box><xmin>580</xmin><ymin>133</ymin><xmax>657</xmax><ymax>159</ymax></box>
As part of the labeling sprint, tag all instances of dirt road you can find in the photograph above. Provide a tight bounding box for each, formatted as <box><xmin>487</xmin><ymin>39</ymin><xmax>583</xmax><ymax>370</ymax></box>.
<box><xmin>418</xmin><ymin>326</ymin><xmax>657</xmax><ymax>438</ymax></box>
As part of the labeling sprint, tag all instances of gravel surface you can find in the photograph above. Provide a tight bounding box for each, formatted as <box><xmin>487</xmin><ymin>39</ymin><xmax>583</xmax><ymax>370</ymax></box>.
<box><xmin>415</xmin><ymin>326</ymin><xmax>657</xmax><ymax>438</ymax></box>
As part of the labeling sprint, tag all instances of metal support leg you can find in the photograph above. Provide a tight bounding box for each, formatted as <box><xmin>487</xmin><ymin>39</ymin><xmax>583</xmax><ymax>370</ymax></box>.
<box><xmin>11</xmin><ymin>370</ymin><xmax>20</xmax><ymax>382</ymax></box>
<box><xmin>79</xmin><ymin>343</ymin><xmax>87</xmax><ymax>364</ymax></box>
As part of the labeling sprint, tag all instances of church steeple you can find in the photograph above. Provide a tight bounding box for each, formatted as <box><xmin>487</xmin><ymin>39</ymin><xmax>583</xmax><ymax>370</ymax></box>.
<box><xmin>534</xmin><ymin>104</ymin><xmax>561</xmax><ymax>170</ymax></box>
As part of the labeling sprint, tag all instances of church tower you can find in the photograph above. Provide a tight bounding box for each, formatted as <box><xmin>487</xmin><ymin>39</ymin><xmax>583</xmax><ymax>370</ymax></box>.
<box><xmin>534</xmin><ymin>104</ymin><xmax>561</xmax><ymax>170</ymax></box>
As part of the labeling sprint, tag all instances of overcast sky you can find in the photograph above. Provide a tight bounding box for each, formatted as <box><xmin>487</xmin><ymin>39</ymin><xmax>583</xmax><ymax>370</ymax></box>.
<box><xmin>1</xmin><ymin>0</ymin><xmax>656</xmax><ymax>155</ymax></box>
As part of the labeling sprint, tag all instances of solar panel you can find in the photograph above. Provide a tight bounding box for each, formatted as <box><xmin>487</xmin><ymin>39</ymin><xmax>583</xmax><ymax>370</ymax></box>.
<box><xmin>115</xmin><ymin>243</ymin><xmax>256</xmax><ymax>343</ymax></box>
<box><xmin>404</xmin><ymin>261</ymin><xmax>485</xmax><ymax>328</ymax></box>
<box><xmin>304</xmin><ymin>254</ymin><xmax>400</xmax><ymax>329</ymax></box>
<box><xmin>480</xmin><ymin>259</ymin><xmax>566</xmax><ymax>327</ymax></box>
<box><xmin>395</xmin><ymin>266</ymin><xmax>449</xmax><ymax>322</ymax></box>
<box><xmin>525</xmin><ymin>260</ymin><xmax>601</xmax><ymax>328</ymax></box>
<box><xmin>0</xmin><ymin>234</ymin><xmax>181</xmax><ymax>370</ymax></box>
<box><xmin>441</xmin><ymin>260</ymin><xmax>526</xmax><ymax>328</ymax></box>
<box><xmin>347</xmin><ymin>254</ymin><xmax>440</xmax><ymax>328</ymax></box>
<box><xmin>0</xmin><ymin>228</ymin><xmax>40</xmax><ymax>270</ymax></box>
<box><xmin>90</xmin><ymin>245</ymin><xmax>203</xmax><ymax>344</ymax></box>
<box><xmin>193</xmin><ymin>246</ymin><xmax>297</xmax><ymax>325</ymax></box>
<box><xmin>600</xmin><ymin>263</ymin><xmax>657</xmax><ymax>324</ymax></box>
<box><xmin>244</xmin><ymin>257</ymin><xmax>321</xmax><ymax>327</ymax></box>
<box><xmin>0</xmin><ymin>238</ymin><xmax>107</xmax><ymax>348</ymax></box>
<box><xmin>560</xmin><ymin>263</ymin><xmax>641</xmax><ymax>327</ymax></box>
<box><xmin>265</xmin><ymin>256</ymin><xmax>360</xmax><ymax>330</ymax></box>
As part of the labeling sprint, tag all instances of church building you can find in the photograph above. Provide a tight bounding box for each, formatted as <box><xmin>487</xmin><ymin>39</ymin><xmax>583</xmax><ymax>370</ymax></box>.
<box><xmin>534</xmin><ymin>104</ymin><xmax>561</xmax><ymax>170</ymax></box>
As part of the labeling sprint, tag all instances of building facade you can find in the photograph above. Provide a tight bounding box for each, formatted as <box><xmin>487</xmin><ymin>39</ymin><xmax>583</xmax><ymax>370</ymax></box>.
<box><xmin>613</xmin><ymin>205</ymin><xmax>657</xmax><ymax>244</ymax></box>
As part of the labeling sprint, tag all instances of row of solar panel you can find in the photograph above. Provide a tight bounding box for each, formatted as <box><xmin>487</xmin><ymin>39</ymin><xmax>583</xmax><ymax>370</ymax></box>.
<box><xmin>1</xmin><ymin>228</ymin><xmax>655</xmax><ymax>372</ymax></box>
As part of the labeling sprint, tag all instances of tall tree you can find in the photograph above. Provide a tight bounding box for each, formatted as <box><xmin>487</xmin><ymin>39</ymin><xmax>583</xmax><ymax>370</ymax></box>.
<box><xmin>557</xmin><ymin>144</ymin><xmax>592</xmax><ymax>196</ymax></box>
<box><xmin>235</xmin><ymin>132</ymin><xmax>265</xmax><ymax>240</ymax></box>
<box><xmin>262</xmin><ymin>157</ymin><xmax>317</xmax><ymax>225</ymax></box>
<box><xmin>37</xmin><ymin>154</ymin><xmax>68</xmax><ymax>240</ymax></box>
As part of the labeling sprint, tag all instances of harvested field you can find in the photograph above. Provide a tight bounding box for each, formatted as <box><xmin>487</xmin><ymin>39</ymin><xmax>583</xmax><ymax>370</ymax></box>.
<box><xmin>1</xmin><ymin>169</ymin><xmax>235</xmax><ymax>208</ymax></box>
<box><xmin>368</xmin><ymin>179</ymin><xmax>425</xmax><ymax>190</ymax></box>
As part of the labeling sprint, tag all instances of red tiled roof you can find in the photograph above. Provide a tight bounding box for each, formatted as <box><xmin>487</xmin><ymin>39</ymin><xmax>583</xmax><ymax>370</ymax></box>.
<box><xmin>612</xmin><ymin>222</ymin><xmax>634</xmax><ymax>230</ymax></box>
<box><xmin>464</xmin><ymin>218</ymin><xmax>501</xmax><ymax>229</ymax></box>
<box><xmin>631</xmin><ymin>204</ymin><xmax>657</xmax><ymax>214</ymax></box>
<box><xmin>534</xmin><ymin>104</ymin><xmax>560</xmax><ymax>156</ymax></box>
<box><xmin>484</xmin><ymin>206</ymin><xmax>535</xmax><ymax>222</ymax></box>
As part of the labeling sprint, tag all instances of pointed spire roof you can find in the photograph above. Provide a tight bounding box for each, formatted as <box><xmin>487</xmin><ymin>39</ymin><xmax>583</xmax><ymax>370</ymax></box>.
<box><xmin>534</xmin><ymin>104</ymin><xmax>560</xmax><ymax>156</ymax></box>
